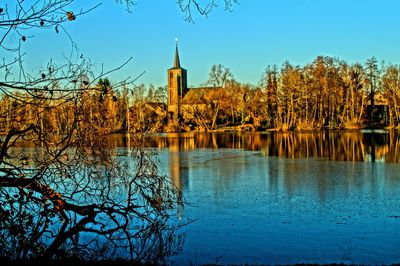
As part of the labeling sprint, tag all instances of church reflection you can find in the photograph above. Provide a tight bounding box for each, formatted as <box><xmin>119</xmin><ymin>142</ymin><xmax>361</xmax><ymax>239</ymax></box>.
<box><xmin>167</xmin><ymin>133</ymin><xmax>190</xmax><ymax>192</ymax></box>
<box><xmin>165</xmin><ymin>134</ymin><xmax>190</xmax><ymax>219</ymax></box>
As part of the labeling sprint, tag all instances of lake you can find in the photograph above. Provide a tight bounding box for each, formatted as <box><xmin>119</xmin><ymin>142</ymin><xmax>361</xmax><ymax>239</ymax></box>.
<box><xmin>141</xmin><ymin>131</ymin><xmax>400</xmax><ymax>265</ymax></box>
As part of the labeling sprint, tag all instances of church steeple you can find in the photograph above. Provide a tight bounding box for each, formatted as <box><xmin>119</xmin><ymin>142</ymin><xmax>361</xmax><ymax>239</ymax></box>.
<box><xmin>174</xmin><ymin>42</ymin><xmax>181</xmax><ymax>68</ymax></box>
<box><xmin>168</xmin><ymin>40</ymin><xmax>188</xmax><ymax>121</ymax></box>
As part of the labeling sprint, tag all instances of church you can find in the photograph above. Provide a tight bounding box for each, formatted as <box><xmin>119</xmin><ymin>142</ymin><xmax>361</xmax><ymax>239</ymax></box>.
<box><xmin>167</xmin><ymin>43</ymin><xmax>223</xmax><ymax>123</ymax></box>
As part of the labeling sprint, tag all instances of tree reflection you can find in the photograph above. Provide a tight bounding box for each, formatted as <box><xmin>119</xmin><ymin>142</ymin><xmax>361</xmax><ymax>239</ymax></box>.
<box><xmin>137</xmin><ymin>131</ymin><xmax>400</xmax><ymax>207</ymax></box>
<box><xmin>145</xmin><ymin>131</ymin><xmax>398</xmax><ymax>163</ymax></box>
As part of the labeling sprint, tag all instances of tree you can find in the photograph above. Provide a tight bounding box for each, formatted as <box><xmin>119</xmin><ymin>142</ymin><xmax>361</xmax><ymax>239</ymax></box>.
<box><xmin>261</xmin><ymin>65</ymin><xmax>279</xmax><ymax>128</ymax></box>
<box><xmin>340</xmin><ymin>63</ymin><xmax>366</xmax><ymax>127</ymax></box>
<box><xmin>224</xmin><ymin>80</ymin><xmax>247</xmax><ymax>125</ymax></box>
<box><xmin>146</xmin><ymin>84</ymin><xmax>155</xmax><ymax>102</ymax></box>
<box><xmin>154</xmin><ymin>86</ymin><xmax>168</xmax><ymax>103</ymax></box>
<box><xmin>206</xmin><ymin>64</ymin><xmax>234</xmax><ymax>87</ymax></box>
<box><xmin>382</xmin><ymin>65</ymin><xmax>400</xmax><ymax>126</ymax></box>
<box><xmin>365</xmin><ymin>57</ymin><xmax>380</xmax><ymax>122</ymax></box>
<box><xmin>177</xmin><ymin>0</ymin><xmax>238</xmax><ymax>22</ymax></box>
<box><xmin>280</xmin><ymin>61</ymin><xmax>305</xmax><ymax>130</ymax></box>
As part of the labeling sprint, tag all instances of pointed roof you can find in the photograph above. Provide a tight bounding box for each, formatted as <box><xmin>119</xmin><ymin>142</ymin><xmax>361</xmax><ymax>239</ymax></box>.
<box><xmin>174</xmin><ymin>43</ymin><xmax>181</xmax><ymax>68</ymax></box>
<box><xmin>168</xmin><ymin>41</ymin><xmax>186</xmax><ymax>71</ymax></box>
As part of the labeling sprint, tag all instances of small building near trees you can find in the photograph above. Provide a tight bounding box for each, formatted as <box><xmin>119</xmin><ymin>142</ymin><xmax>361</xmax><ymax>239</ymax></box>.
<box><xmin>366</xmin><ymin>92</ymin><xmax>389</xmax><ymax>127</ymax></box>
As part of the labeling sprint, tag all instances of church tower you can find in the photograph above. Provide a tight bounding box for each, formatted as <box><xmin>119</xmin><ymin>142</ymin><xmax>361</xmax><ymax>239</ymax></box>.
<box><xmin>168</xmin><ymin>42</ymin><xmax>188</xmax><ymax>120</ymax></box>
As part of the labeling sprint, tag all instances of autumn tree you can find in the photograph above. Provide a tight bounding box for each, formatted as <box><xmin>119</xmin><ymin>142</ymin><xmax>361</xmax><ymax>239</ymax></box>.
<box><xmin>340</xmin><ymin>63</ymin><xmax>366</xmax><ymax>127</ymax></box>
<box><xmin>224</xmin><ymin>80</ymin><xmax>248</xmax><ymax>125</ymax></box>
<box><xmin>260</xmin><ymin>65</ymin><xmax>279</xmax><ymax>128</ymax></box>
<box><xmin>382</xmin><ymin>65</ymin><xmax>400</xmax><ymax>127</ymax></box>
<box><xmin>365</xmin><ymin>57</ymin><xmax>380</xmax><ymax>122</ymax></box>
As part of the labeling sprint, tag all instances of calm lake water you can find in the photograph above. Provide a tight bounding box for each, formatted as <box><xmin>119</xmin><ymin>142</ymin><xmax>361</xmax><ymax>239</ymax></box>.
<box><xmin>13</xmin><ymin>131</ymin><xmax>399</xmax><ymax>264</ymax></box>
<box><xmin>140</xmin><ymin>131</ymin><xmax>400</xmax><ymax>265</ymax></box>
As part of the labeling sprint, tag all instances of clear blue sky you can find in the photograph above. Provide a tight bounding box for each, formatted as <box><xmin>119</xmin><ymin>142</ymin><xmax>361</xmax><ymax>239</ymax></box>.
<box><xmin>24</xmin><ymin>0</ymin><xmax>400</xmax><ymax>88</ymax></box>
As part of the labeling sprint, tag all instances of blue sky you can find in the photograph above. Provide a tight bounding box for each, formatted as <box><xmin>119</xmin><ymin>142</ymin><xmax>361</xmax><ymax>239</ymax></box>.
<box><xmin>24</xmin><ymin>0</ymin><xmax>400</xmax><ymax>87</ymax></box>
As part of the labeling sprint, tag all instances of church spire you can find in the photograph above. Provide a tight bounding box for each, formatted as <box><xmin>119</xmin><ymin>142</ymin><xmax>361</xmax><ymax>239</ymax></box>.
<box><xmin>174</xmin><ymin>39</ymin><xmax>181</xmax><ymax>68</ymax></box>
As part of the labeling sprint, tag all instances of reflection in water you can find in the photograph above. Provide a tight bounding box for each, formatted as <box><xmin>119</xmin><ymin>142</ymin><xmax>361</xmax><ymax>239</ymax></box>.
<box><xmin>7</xmin><ymin>132</ymin><xmax>400</xmax><ymax>263</ymax></box>
<box><xmin>167</xmin><ymin>135</ymin><xmax>189</xmax><ymax>219</ymax></box>
<box><xmin>148</xmin><ymin>133</ymin><xmax>400</xmax><ymax>264</ymax></box>
<box><xmin>107</xmin><ymin>131</ymin><xmax>400</xmax><ymax>264</ymax></box>
<box><xmin>168</xmin><ymin>135</ymin><xmax>189</xmax><ymax>192</ymax></box>
<box><xmin>113</xmin><ymin>131</ymin><xmax>400</xmax><ymax>205</ymax></box>
<box><xmin>145</xmin><ymin>131</ymin><xmax>400</xmax><ymax>163</ymax></box>
<box><xmin>142</xmin><ymin>131</ymin><xmax>400</xmax><ymax>207</ymax></box>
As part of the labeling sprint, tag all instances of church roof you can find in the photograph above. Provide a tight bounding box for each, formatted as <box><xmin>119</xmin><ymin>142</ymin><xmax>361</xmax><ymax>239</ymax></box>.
<box><xmin>182</xmin><ymin>87</ymin><xmax>224</xmax><ymax>104</ymax></box>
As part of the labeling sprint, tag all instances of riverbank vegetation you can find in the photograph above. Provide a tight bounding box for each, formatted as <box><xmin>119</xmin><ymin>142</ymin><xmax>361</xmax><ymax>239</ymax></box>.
<box><xmin>190</xmin><ymin>57</ymin><xmax>400</xmax><ymax>131</ymax></box>
<box><xmin>3</xmin><ymin>56</ymin><xmax>400</xmax><ymax>134</ymax></box>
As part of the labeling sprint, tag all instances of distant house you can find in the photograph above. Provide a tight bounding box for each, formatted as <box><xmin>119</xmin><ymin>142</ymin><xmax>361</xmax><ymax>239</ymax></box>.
<box><xmin>366</xmin><ymin>92</ymin><xmax>389</xmax><ymax>125</ymax></box>
<box><xmin>167</xmin><ymin>44</ymin><xmax>223</xmax><ymax>122</ymax></box>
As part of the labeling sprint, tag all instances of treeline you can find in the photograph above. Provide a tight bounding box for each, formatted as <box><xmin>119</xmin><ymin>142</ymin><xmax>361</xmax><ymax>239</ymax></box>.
<box><xmin>2</xmin><ymin>56</ymin><xmax>400</xmax><ymax>134</ymax></box>
<box><xmin>257</xmin><ymin>56</ymin><xmax>400</xmax><ymax>130</ymax></box>
<box><xmin>0</xmin><ymin>79</ymin><xmax>168</xmax><ymax>135</ymax></box>
<box><xmin>191</xmin><ymin>56</ymin><xmax>400</xmax><ymax>131</ymax></box>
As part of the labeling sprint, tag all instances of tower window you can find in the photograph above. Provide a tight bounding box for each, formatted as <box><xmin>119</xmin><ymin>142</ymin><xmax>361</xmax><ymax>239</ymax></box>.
<box><xmin>177</xmin><ymin>75</ymin><xmax>181</xmax><ymax>95</ymax></box>
<box><xmin>169</xmin><ymin>72</ymin><xmax>173</xmax><ymax>86</ymax></box>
